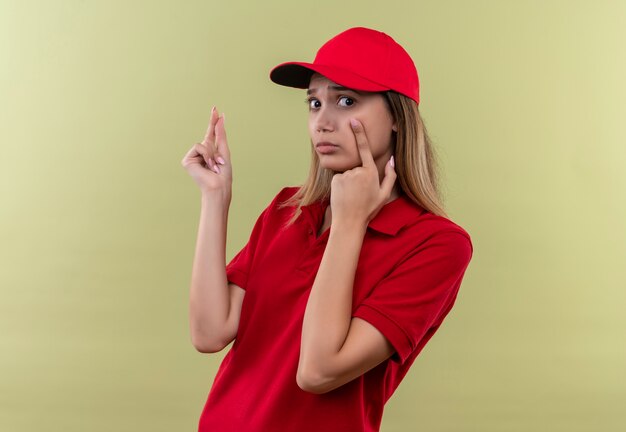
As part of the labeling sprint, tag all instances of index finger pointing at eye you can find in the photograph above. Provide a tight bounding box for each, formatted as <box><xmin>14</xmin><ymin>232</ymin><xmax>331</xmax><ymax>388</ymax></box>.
<box><xmin>350</xmin><ymin>118</ymin><xmax>375</xmax><ymax>168</ymax></box>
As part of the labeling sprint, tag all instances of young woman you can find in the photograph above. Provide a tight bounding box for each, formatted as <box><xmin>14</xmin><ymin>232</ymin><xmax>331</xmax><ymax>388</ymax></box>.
<box><xmin>181</xmin><ymin>27</ymin><xmax>473</xmax><ymax>432</ymax></box>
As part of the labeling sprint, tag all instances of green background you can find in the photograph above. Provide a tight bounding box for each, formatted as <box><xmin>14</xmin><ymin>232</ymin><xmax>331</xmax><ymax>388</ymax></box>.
<box><xmin>1</xmin><ymin>1</ymin><xmax>624</xmax><ymax>431</ymax></box>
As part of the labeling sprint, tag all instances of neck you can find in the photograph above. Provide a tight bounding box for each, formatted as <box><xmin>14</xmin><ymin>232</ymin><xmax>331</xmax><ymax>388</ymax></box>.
<box><xmin>386</xmin><ymin>184</ymin><xmax>401</xmax><ymax>203</ymax></box>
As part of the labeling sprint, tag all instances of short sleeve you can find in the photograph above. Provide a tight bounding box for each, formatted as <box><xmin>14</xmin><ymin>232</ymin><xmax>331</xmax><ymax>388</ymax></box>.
<box><xmin>225</xmin><ymin>210</ymin><xmax>268</xmax><ymax>290</ymax></box>
<box><xmin>353</xmin><ymin>230</ymin><xmax>473</xmax><ymax>364</ymax></box>
<box><xmin>225</xmin><ymin>187</ymin><xmax>293</xmax><ymax>290</ymax></box>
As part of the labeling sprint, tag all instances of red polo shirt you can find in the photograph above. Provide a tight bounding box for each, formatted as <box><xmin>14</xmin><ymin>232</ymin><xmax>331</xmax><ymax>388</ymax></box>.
<box><xmin>198</xmin><ymin>185</ymin><xmax>473</xmax><ymax>432</ymax></box>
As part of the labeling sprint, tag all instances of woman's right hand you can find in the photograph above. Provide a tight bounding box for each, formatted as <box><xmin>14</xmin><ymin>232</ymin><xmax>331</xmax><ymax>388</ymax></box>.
<box><xmin>181</xmin><ymin>106</ymin><xmax>232</xmax><ymax>196</ymax></box>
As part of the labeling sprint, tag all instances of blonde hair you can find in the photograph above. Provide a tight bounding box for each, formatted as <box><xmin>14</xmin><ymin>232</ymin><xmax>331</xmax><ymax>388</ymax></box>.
<box><xmin>278</xmin><ymin>91</ymin><xmax>448</xmax><ymax>228</ymax></box>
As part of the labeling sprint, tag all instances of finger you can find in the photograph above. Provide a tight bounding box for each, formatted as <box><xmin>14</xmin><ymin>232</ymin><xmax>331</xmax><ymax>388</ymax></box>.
<box><xmin>191</xmin><ymin>143</ymin><xmax>213</xmax><ymax>169</ymax></box>
<box><xmin>181</xmin><ymin>143</ymin><xmax>209</xmax><ymax>167</ymax></box>
<box><xmin>215</xmin><ymin>114</ymin><xmax>231</xmax><ymax>160</ymax></box>
<box><xmin>193</xmin><ymin>113</ymin><xmax>227</xmax><ymax>170</ymax></box>
<box><xmin>198</xmin><ymin>107</ymin><xmax>219</xmax><ymax>171</ymax></box>
<box><xmin>380</xmin><ymin>155</ymin><xmax>397</xmax><ymax>197</ymax></box>
<box><xmin>202</xmin><ymin>106</ymin><xmax>219</xmax><ymax>148</ymax></box>
<box><xmin>350</xmin><ymin>118</ymin><xmax>375</xmax><ymax>168</ymax></box>
<box><xmin>191</xmin><ymin>143</ymin><xmax>221</xmax><ymax>173</ymax></box>
<box><xmin>181</xmin><ymin>144</ymin><xmax>200</xmax><ymax>165</ymax></box>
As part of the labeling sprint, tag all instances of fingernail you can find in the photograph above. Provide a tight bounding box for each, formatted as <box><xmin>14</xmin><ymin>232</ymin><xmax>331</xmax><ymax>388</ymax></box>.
<box><xmin>350</xmin><ymin>118</ymin><xmax>358</xmax><ymax>127</ymax></box>
<box><xmin>211</xmin><ymin>106</ymin><xmax>215</xmax><ymax>113</ymax></box>
<box><xmin>390</xmin><ymin>155</ymin><xmax>395</xmax><ymax>168</ymax></box>
<box><xmin>216</xmin><ymin>156</ymin><xmax>225</xmax><ymax>164</ymax></box>
<box><xmin>214</xmin><ymin>164</ymin><xmax>221</xmax><ymax>173</ymax></box>
<box><xmin>222</xmin><ymin>113</ymin><xmax>226</xmax><ymax>124</ymax></box>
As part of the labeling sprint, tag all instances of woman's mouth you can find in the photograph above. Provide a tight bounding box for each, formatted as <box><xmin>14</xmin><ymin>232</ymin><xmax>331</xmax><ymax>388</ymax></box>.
<box><xmin>316</xmin><ymin>142</ymin><xmax>339</xmax><ymax>154</ymax></box>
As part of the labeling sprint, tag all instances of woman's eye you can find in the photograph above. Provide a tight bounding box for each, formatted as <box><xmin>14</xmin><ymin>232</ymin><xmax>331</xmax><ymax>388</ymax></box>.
<box><xmin>338</xmin><ymin>96</ymin><xmax>355</xmax><ymax>107</ymax></box>
<box><xmin>305</xmin><ymin>96</ymin><xmax>354</xmax><ymax>109</ymax></box>
<box><xmin>306</xmin><ymin>98</ymin><xmax>321</xmax><ymax>109</ymax></box>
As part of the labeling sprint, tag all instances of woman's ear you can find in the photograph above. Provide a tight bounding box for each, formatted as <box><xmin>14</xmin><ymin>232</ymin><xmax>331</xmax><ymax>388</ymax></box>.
<box><xmin>392</xmin><ymin>123</ymin><xmax>397</xmax><ymax>132</ymax></box>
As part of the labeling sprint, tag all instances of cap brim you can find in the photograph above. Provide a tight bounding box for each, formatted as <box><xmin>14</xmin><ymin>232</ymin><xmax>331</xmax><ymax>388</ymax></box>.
<box><xmin>269</xmin><ymin>61</ymin><xmax>389</xmax><ymax>93</ymax></box>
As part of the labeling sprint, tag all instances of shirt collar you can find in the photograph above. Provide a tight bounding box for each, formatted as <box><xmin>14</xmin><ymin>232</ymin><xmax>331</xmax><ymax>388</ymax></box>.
<box><xmin>299</xmin><ymin>193</ymin><xmax>425</xmax><ymax>237</ymax></box>
<box><xmin>368</xmin><ymin>193</ymin><xmax>425</xmax><ymax>236</ymax></box>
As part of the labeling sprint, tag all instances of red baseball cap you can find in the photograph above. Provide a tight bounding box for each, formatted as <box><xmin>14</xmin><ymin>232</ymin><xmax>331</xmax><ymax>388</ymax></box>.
<box><xmin>269</xmin><ymin>27</ymin><xmax>420</xmax><ymax>104</ymax></box>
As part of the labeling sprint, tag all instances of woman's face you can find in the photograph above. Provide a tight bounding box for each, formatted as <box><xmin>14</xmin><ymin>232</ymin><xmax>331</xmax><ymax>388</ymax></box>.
<box><xmin>306</xmin><ymin>73</ymin><xmax>397</xmax><ymax>174</ymax></box>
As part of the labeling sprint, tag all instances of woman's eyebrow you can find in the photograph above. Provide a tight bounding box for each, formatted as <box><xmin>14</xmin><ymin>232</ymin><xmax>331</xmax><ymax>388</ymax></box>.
<box><xmin>306</xmin><ymin>85</ymin><xmax>363</xmax><ymax>96</ymax></box>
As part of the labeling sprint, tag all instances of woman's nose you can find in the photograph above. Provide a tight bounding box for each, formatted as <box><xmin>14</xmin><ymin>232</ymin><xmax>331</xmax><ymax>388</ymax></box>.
<box><xmin>314</xmin><ymin>107</ymin><xmax>335</xmax><ymax>133</ymax></box>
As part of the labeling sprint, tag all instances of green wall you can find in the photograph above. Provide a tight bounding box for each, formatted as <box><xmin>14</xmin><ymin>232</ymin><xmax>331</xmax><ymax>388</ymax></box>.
<box><xmin>1</xmin><ymin>1</ymin><xmax>624</xmax><ymax>430</ymax></box>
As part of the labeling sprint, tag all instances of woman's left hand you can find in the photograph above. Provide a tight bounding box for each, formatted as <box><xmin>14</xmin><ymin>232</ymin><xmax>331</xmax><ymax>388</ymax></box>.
<box><xmin>330</xmin><ymin>118</ymin><xmax>397</xmax><ymax>226</ymax></box>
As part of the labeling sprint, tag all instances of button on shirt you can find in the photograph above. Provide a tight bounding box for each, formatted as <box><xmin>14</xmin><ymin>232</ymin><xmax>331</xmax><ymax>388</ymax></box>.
<box><xmin>198</xmin><ymin>186</ymin><xmax>473</xmax><ymax>432</ymax></box>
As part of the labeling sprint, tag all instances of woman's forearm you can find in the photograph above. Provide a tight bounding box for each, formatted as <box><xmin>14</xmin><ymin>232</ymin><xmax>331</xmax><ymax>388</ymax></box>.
<box><xmin>299</xmin><ymin>220</ymin><xmax>367</xmax><ymax>376</ymax></box>
<box><xmin>189</xmin><ymin>191</ymin><xmax>232</xmax><ymax>352</ymax></box>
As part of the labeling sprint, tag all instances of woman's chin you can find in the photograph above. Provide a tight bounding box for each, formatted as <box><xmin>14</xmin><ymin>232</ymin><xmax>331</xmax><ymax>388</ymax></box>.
<box><xmin>318</xmin><ymin>157</ymin><xmax>357</xmax><ymax>173</ymax></box>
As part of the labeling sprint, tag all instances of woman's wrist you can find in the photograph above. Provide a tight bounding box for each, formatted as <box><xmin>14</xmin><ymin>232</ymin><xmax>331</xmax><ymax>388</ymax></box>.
<box><xmin>201</xmin><ymin>188</ymin><xmax>232</xmax><ymax>208</ymax></box>
<box><xmin>331</xmin><ymin>218</ymin><xmax>368</xmax><ymax>235</ymax></box>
